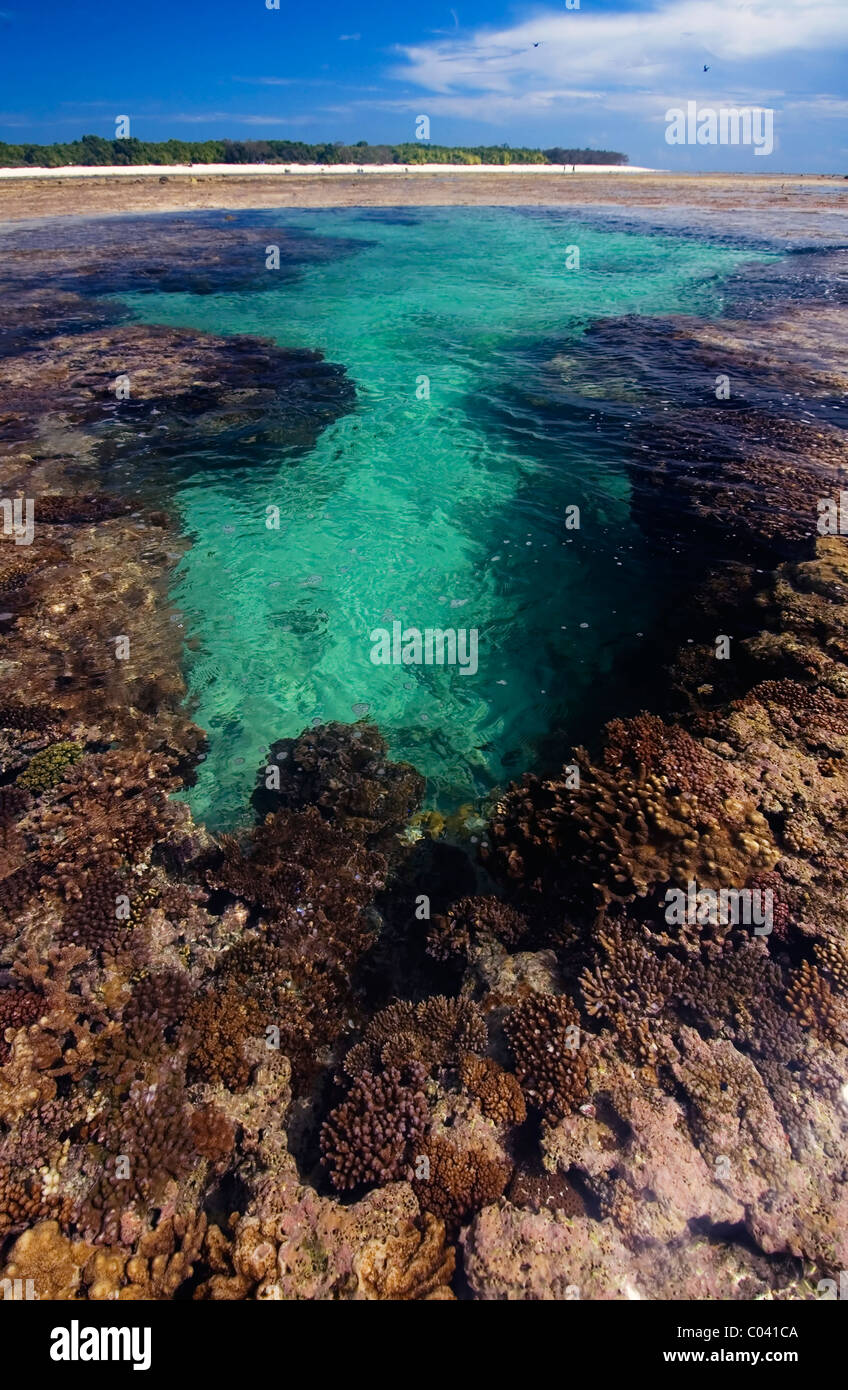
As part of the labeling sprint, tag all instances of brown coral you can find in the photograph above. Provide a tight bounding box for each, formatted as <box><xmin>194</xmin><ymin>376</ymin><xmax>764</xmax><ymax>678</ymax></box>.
<box><xmin>457</xmin><ymin>1053</ymin><xmax>526</xmax><ymax>1126</ymax></box>
<box><xmin>412</xmin><ymin>1134</ymin><xmax>511</xmax><ymax>1234</ymax></box>
<box><xmin>320</xmin><ymin>1063</ymin><xmax>430</xmax><ymax>1192</ymax></box>
<box><xmin>357</xmin><ymin>994</ymin><xmax>488</xmax><ymax>1075</ymax></box>
<box><xmin>785</xmin><ymin>960</ymin><xmax>847</xmax><ymax>1043</ymax></box>
<box><xmin>504</xmin><ymin>994</ymin><xmax>589</xmax><ymax>1119</ymax></box>
<box><xmin>184</xmin><ymin>989</ymin><xmax>265</xmax><ymax>1092</ymax></box>
<box><xmin>253</xmin><ymin>720</ymin><xmax>425</xmax><ymax>843</ymax></box>
<box><xmin>485</xmin><ymin>713</ymin><xmax>776</xmax><ymax>910</ymax></box>
<box><xmin>426</xmin><ymin>895</ymin><xmax>529</xmax><ymax>962</ymax></box>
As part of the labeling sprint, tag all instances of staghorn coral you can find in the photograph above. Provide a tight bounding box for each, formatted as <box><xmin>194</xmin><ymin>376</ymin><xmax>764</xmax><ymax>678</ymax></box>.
<box><xmin>320</xmin><ymin>1063</ymin><xmax>430</xmax><ymax>1192</ymax></box>
<box><xmin>253</xmin><ymin>721</ymin><xmax>425</xmax><ymax>843</ymax></box>
<box><xmin>504</xmin><ymin>994</ymin><xmax>589</xmax><ymax>1120</ymax></box>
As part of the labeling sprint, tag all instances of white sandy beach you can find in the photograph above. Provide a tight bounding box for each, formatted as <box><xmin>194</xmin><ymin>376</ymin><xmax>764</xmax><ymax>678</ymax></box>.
<box><xmin>0</xmin><ymin>162</ymin><xmax>659</xmax><ymax>179</ymax></box>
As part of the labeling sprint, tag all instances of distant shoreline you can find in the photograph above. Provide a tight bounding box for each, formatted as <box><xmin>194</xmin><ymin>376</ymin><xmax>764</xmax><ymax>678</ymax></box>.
<box><xmin>0</xmin><ymin>162</ymin><xmax>658</xmax><ymax>178</ymax></box>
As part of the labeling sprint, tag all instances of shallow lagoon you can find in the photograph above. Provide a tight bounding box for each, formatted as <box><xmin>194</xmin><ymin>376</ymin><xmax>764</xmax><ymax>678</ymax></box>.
<box><xmin>117</xmin><ymin>208</ymin><xmax>761</xmax><ymax>828</ymax></box>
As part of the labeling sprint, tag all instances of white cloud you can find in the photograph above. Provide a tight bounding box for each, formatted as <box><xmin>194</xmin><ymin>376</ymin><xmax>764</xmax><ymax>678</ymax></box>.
<box><xmin>391</xmin><ymin>0</ymin><xmax>848</xmax><ymax>100</ymax></box>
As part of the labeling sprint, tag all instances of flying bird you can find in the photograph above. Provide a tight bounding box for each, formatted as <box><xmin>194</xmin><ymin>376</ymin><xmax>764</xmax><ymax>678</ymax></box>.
<box><xmin>703</xmin><ymin>64</ymin><xmax>710</xmax><ymax>71</ymax></box>
<box><xmin>533</xmin><ymin>41</ymin><xmax>542</xmax><ymax>47</ymax></box>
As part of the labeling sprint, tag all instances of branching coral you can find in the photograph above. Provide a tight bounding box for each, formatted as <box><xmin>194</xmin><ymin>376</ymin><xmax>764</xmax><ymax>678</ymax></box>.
<box><xmin>351</xmin><ymin>995</ymin><xmax>488</xmax><ymax>1075</ymax></box>
<box><xmin>0</xmin><ymin>700</ymin><xmax>63</xmax><ymax>735</ymax></box>
<box><xmin>580</xmin><ymin>918</ymin><xmax>685</xmax><ymax>1022</ymax></box>
<box><xmin>210</xmin><ymin>806</ymin><xmax>384</xmax><ymax>972</ymax></box>
<box><xmin>456</xmin><ymin>1053</ymin><xmax>526</xmax><ymax>1126</ymax></box>
<box><xmin>0</xmin><ymin>985</ymin><xmax>44</xmax><ymax>1064</ymax></box>
<box><xmin>485</xmin><ymin>713</ymin><xmax>776</xmax><ymax>911</ymax></box>
<box><xmin>56</xmin><ymin>868</ymin><xmax>140</xmax><ymax>956</ymax></box>
<box><xmin>679</xmin><ymin>938</ymin><xmax>784</xmax><ymax>1046</ymax></box>
<box><xmin>30</xmin><ymin>749</ymin><xmax>182</xmax><ymax>880</ymax></box>
<box><xmin>184</xmin><ymin>988</ymin><xmax>265</xmax><ymax>1092</ymax></box>
<box><xmin>426</xmin><ymin>895</ymin><xmax>529</xmax><ymax>962</ymax></box>
<box><xmin>77</xmin><ymin>1073</ymin><xmax>198</xmax><ymax>1245</ymax></box>
<box><xmin>785</xmin><ymin>960</ymin><xmax>847</xmax><ymax>1044</ymax></box>
<box><xmin>320</xmin><ymin>1063</ymin><xmax>430</xmax><ymax>1191</ymax></box>
<box><xmin>412</xmin><ymin>1134</ymin><xmax>511</xmax><ymax>1234</ymax></box>
<box><xmin>35</xmin><ymin>493</ymin><xmax>131</xmax><ymax>525</ymax></box>
<box><xmin>504</xmin><ymin>994</ymin><xmax>590</xmax><ymax>1119</ymax></box>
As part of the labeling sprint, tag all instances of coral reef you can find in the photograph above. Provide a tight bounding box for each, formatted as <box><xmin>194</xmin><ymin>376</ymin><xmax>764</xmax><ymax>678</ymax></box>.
<box><xmin>1</xmin><ymin>213</ymin><xmax>847</xmax><ymax>1306</ymax></box>
<box><xmin>412</xmin><ymin>1133</ymin><xmax>511</xmax><ymax>1234</ymax></box>
<box><xmin>346</xmin><ymin>995</ymin><xmax>488</xmax><ymax>1077</ymax></box>
<box><xmin>504</xmin><ymin>994</ymin><xmax>590</xmax><ymax>1120</ymax></box>
<box><xmin>426</xmin><ymin>895</ymin><xmax>529</xmax><ymax>962</ymax></box>
<box><xmin>253</xmin><ymin>721</ymin><xmax>424</xmax><ymax>844</ymax></box>
<box><xmin>320</xmin><ymin>1064</ymin><xmax>430</xmax><ymax>1191</ymax></box>
<box><xmin>484</xmin><ymin>713</ymin><xmax>776</xmax><ymax>918</ymax></box>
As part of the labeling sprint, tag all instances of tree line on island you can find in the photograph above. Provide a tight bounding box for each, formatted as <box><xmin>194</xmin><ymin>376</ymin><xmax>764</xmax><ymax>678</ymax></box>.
<box><xmin>0</xmin><ymin>135</ymin><xmax>629</xmax><ymax>168</ymax></box>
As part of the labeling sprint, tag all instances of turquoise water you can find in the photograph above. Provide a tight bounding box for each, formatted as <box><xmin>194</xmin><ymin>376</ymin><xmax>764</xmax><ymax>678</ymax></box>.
<box><xmin>117</xmin><ymin>208</ymin><xmax>758</xmax><ymax>829</ymax></box>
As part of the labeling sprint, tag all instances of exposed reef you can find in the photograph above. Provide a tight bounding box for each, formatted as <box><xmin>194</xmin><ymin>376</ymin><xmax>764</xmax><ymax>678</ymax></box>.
<box><xmin>1</xmin><ymin>226</ymin><xmax>847</xmax><ymax>1301</ymax></box>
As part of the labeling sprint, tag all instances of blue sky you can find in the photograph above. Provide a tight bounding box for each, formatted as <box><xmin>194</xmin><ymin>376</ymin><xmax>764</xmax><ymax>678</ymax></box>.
<box><xmin>1</xmin><ymin>0</ymin><xmax>847</xmax><ymax>169</ymax></box>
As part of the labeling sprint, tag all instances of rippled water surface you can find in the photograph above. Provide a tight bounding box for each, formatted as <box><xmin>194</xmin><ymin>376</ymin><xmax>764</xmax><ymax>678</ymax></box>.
<box><xmin>117</xmin><ymin>208</ymin><xmax>763</xmax><ymax>827</ymax></box>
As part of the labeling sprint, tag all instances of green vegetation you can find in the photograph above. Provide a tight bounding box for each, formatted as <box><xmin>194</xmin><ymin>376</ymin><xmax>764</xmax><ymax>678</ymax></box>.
<box><xmin>0</xmin><ymin>135</ymin><xmax>628</xmax><ymax>168</ymax></box>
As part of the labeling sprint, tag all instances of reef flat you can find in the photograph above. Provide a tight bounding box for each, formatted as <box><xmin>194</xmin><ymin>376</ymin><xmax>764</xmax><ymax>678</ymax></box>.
<box><xmin>0</xmin><ymin>203</ymin><xmax>847</xmax><ymax>1302</ymax></box>
<box><xmin>0</xmin><ymin>170</ymin><xmax>846</xmax><ymax>228</ymax></box>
